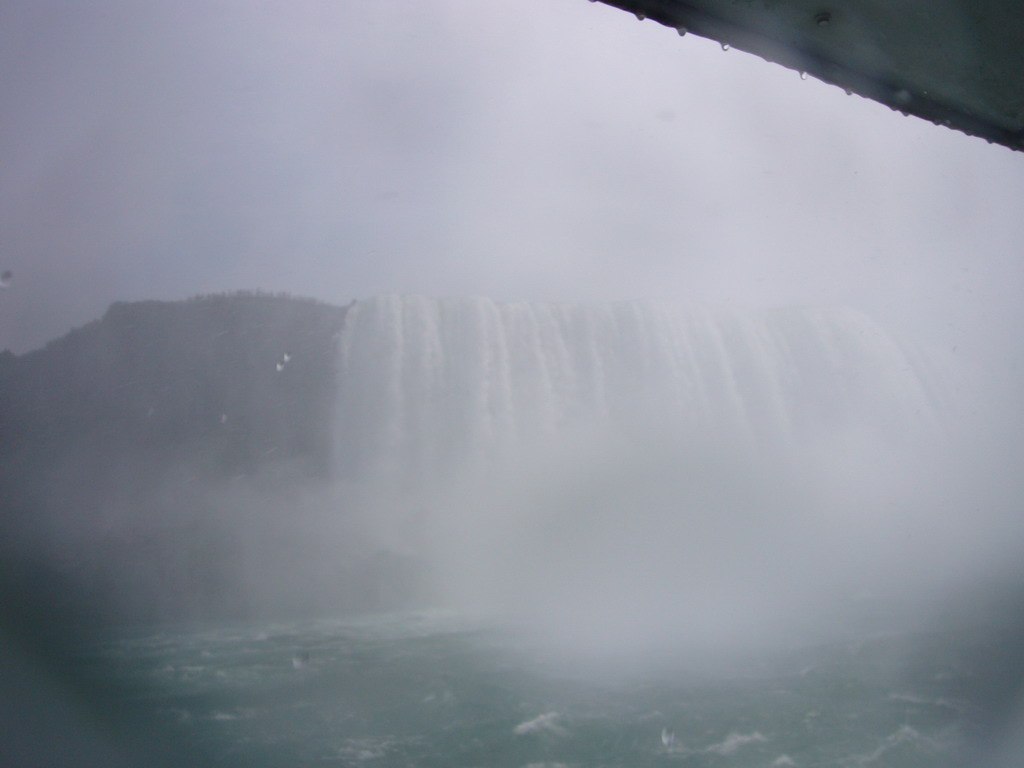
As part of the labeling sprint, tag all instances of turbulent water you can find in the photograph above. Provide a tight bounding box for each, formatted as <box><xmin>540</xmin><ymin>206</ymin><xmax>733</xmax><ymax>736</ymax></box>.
<box><xmin>85</xmin><ymin>610</ymin><xmax>1008</xmax><ymax>768</ymax></box>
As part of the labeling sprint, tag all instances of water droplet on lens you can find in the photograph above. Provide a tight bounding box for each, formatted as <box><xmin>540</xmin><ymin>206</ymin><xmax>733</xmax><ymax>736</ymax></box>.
<box><xmin>0</xmin><ymin>270</ymin><xmax>11</xmax><ymax>288</ymax></box>
<box><xmin>815</xmin><ymin>12</ymin><xmax>832</xmax><ymax>27</ymax></box>
<box><xmin>800</xmin><ymin>71</ymin><xmax>808</xmax><ymax>80</ymax></box>
<box><xmin>721</xmin><ymin>42</ymin><xmax>730</xmax><ymax>51</ymax></box>
<box><xmin>676</xmin><ymin>26</ymin><xmax>688</xmax><ymax>36</ymax></box>
<box><xmin>276</xmin><ymin>362</ymin><xmax>284</xmax><ymax>372</ymax></box>
<box><xmin>635</xmin><ymin>11</ymin><xmax>645</xmax><ymax>20</ymax></box>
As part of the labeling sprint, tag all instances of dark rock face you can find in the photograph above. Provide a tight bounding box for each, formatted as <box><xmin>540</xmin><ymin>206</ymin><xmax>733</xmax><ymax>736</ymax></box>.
<box><xmin>0</xmin><ymin>292</ymin><xmax>354</xmax><ymax>624</ymax></box>
<box><xmin>2</xmin><ymin>292</ymin><xmax>347</xmax><ymax>481</ymax></box>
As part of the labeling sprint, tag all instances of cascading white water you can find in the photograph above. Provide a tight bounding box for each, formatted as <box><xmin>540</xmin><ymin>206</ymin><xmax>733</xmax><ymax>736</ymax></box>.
<box><xmin>331</xmin><ymin>295</ymin><xmax>973</xmax><ymax>649</ymax></box>
<box><xmin>335</xmin><ymin>294</ymin><xmax>947</xmax><ymax>488</ymax></box>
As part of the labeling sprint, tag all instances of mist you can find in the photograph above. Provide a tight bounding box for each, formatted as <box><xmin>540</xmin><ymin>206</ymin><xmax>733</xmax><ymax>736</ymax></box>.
<box><xmin>429</xmin><ymin>416</ymin><xmax>1022</xmax><ymax>665</ymax></box>
<box><xmin>3</xmin><ymin>1</ymin><xmax>1024</xmax><ymax>763</ymax></box>
<box><xmin>310</xmin><ymin>296</ymin><xmax>1024</xmax><ymax>669</ymax></box>
<box><xmin>8</xmin><ymin>292</ymin><xmax>1020</xmax><ymax>655</ymax></box>
<box><xmin>2</xmin><ymin>0</ymin><xmax>1023</xmax><ymax>372</ymax></box>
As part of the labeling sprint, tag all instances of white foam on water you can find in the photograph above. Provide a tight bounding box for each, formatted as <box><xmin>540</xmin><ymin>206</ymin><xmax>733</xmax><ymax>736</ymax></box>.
<box><xmin>514</xmin><ymin>712</ymin><xmax>568</xmax><ymax>736</ymax></box>
<box><xmin>705</xmin><ymin>730</ymin><xmax>768</xmax><ymax>754</ymax></box>
<box><xmin>887</xmin><ymin>691</ymin><xmax>965</xmax><ymax>712</ymax></box>
<box><xmin>850</xmin><ymin>724</ymin><xmax>950</xmax><ymax>765</ymax></box>
<box><xmin>337</xmin><ymin>738</ymin><xmax>395</xmax><ymax>761</ymax></box>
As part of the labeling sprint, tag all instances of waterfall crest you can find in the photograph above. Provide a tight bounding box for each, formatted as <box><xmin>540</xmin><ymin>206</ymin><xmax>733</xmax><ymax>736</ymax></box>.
<box><xmin>335</xmin><ymin>294</ymin><xmax>946</xmax><ymax>486</ymax></box>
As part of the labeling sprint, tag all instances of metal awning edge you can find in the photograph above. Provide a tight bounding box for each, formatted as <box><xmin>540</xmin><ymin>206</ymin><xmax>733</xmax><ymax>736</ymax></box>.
<box><xmin>591</xmin><ymin>0</ymin><xmax>1024</xmax><ymax>152</ymax></box>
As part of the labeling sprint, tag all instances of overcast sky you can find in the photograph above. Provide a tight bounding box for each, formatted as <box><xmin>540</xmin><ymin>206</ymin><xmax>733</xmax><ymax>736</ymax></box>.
<box><xmin>1</xmin><ymin>0</ymin><xmax>1022</xmax><ymax>366</ymax></box>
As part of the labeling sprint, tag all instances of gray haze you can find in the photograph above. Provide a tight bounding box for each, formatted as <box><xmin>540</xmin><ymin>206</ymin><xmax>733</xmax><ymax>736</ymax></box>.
<box><xmin>327</xmin><ymin>296</ymin><xmax>1024</xmax><ymax>661</ymax></box>
<box><xmin>3</xmin><ymin>0</ymin><xmax>1023</xmax><ymax>637</ymax></box>
<box><xmin>1</xmin><ymin>0</ymin><xmax>1023</xmax><ymax>374</ymax></box>
<box><xmin>5</xmin><ymin>7</ymin><xmax>1024</xmax><ymax>764</ymax></box>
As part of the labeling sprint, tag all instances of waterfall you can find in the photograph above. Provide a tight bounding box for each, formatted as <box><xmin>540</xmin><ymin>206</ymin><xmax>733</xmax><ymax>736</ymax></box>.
<box><xmin>330</xmin><ymin>295</ymin><xmax>974</xmax><ymax>633</ymax></box>
<box><xmin>335</xmin><ymin>295</ymin><xmax>947</xmax><ymax>488</ymax></box>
